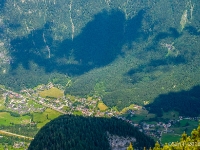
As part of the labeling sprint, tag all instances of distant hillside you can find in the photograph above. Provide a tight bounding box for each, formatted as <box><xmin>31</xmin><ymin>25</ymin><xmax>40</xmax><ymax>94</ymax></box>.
<box><xmin>28</xmin><ymin>115</ymin><xmax>154</xmax><ymax>150</ymax></box>
<box><xmin>0</xmin><ymin>0</ymin><xmax>200</xmax><ymax>111</ymax></box>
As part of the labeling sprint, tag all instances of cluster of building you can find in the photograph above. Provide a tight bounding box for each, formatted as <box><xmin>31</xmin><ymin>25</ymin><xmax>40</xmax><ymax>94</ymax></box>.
<box><xmin>1</xmin><ymin>83</ymin><xmax>200</xmax><ymax>146</ymax></box>
<box><xmin>3</xmin><ymin>90</ymin><xmax>45</xmax><ymax>114</ymax></box>
<box><xmin>116</xmin><ymin>109</ymin><xmax>200</xmax><ymax>143</ymax></box>
<box><xmin>13</xmin><ymin>142</ymin><xmax>26</xmax><ymax>149</ymax></box>
<box><xmin>1</xmin><ymin>83</ymin><xmax>119</xmax><ymax>118</ymax></box>
<box><xmin>33</xmin><ymin>83</ymin><xmax>119</xmax><ymax>117</ymax></box>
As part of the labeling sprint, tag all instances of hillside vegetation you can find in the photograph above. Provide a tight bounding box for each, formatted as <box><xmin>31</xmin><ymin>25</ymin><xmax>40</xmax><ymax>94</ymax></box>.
<box><xmin>28</xmin><ymin>115</ymin><xmax>155</xmax><ymax>150</ymax></box>
<box><xmin>0</xmin><ymin>0</ymin><xmax>200</xmax><ymax>112</ymax></box>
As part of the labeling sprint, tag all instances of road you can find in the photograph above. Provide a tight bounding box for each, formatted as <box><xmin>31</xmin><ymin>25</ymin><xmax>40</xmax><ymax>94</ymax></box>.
<box><xmin>1</xmin><ymin>86</ymin><xmax>68</xmax><ymax>116</ymax></box>
<box><xmin>0</xmin><ymin>130</ymin><xmax>34</xmax><ymax>140</ymax></box>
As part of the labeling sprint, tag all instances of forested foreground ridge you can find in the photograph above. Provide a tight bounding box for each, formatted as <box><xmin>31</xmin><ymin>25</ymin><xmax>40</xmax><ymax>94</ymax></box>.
<box><xmin>0</xmin><ymin>0</ymin><xmax>200</xmax><ymax>112</ymax></box>
<box><xmin>28</xmin><ymin>115</ymin><xmax>155</xmax><ymax>150</ymax></box>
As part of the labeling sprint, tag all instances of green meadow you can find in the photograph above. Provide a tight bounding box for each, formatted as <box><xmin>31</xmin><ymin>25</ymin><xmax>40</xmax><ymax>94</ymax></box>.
<box><xmin>39</xmin><ymin>87</ymin><xmax>64</xmax><ymax>98</ymax></box>
<box><xmin>161</xmin><ymin>133</ymin><xmax>181</xmax><ymax>144</ymax></box>
<box><xmin>97</xmin><ymin>102</ymin><xmax>108</xmax><ymax>111</ymax></box>
<box><xmin>0</xmin><ymin>112</ymin><xmax>31</xmax><ymax>126</ymax></box>
<box><xmin>27</xmin><ymin>100</ymin><xmax>43</xmax><ymax>108</ymax></box>
<box><xmin>0</xmin><ymin>108</ymin><xmax>61</xmax><ymax>129</ymax></box>
<box><xmin>33</xmin><ymin>108</ymin><xmax>62</xmax><ymax>128</ymax></box>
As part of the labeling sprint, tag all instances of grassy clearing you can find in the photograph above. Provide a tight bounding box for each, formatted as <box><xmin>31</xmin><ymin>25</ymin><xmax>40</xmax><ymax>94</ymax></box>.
<box><xmin>0</xmin><ymin>108</ymin><xmax>61</xmax><ymax>128</ymax></box>
<box><xmin>172</xmin><ymin>125</ymin><xmax>196</xmax><ymax>135</ymax></box>
<box><xmin>87</xmin><ymin>96</ymin><xmax>93</xmax><ymax>100</ymax></box>
<box><xmin>162</xmin><ymin>111</ymin><xmax>179</xmax><ymax>120</ymax></box>
<box><xmin>120</xmin><ymin>104</ymin><xmax>135</xmax><ymax>114</ymax></box>
<box><xmin>73</xmin><ymin>110</ymin><xmax>82</xmax><ymax>116</ymax></box>
<box><xmin>0</xmin><ymin>112</ymin><xmax>31</xmax><ymax>126</ymax></box>
<box><xmin>98</xmin><ymin>102</ymin><xmax>108</xmax><ymax>111</ymax></box>
<box><xmin>39</xmin><ymin>87</ymin><xmax>64</xmax><ymax>98</ymax></box>
<box><xmin>28</xmin><ymin>100</ymin><xmax>43</xmax><ymax>108</ymax></box>
<box><xmin>172</xmin><ymin>127</ymin><xmax>186</xmax><ymax>134</ymax></box>
<box><xmin>131</xmin><ymin>115</ymin><xmax>145</xmax><ymax>123</ymax></box>
<box><xmin>161</xmin><ymin>133</ymin><xmax>181</xmax><ymax>144</ymax></box>
<box><xmin>128</xmin><ymin>109</ymin><xmax>149</xmax><ymax>123</ymax></box>
<box><xmin>179</xmin><ymin>119</ymin><xmax>190</xmax><ymax>127</ymax></box>
<box><xmin>135</xmin><ymin>109</ymin><xmax>148</xmax><ymax>115</ymax></box>
<box><xmin>170</xmin><ymin>120</ymin><xmax>198</xmax><ymax>135</ymax></box>
<box><xmin>179</xmin><ymin>119</ymin><xmax>198</xmax><ymax>127</ymax></box>
<box><xmin>143</xmin><ymin>113</ymin><xmax>156</xmax><ymax>120</ymax></box>
<box><xmin>33</xmin><ymin>108</ymin><xmax>61</xmax><ymax>128</ymax></box>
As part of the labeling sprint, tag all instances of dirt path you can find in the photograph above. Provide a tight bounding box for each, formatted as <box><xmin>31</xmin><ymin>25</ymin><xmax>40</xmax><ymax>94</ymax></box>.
<box><xmin>0</xmin><ymin>130</ymin><xmax>34</xmax><ymax>140</ymax></box>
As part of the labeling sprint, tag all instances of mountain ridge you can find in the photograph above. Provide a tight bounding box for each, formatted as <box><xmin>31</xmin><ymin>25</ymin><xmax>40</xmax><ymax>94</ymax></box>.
<box><xmin>0</xmin><ymin>0</ymin><xmax>200</xmax><ymax>111</ymax></box>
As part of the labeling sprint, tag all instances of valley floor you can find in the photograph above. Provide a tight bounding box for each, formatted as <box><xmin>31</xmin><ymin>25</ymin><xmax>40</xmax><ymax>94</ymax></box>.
<box><xmin>0</xmin><ymin>83</ymin><xmax>199</xmax><ymax>149</ymax></box>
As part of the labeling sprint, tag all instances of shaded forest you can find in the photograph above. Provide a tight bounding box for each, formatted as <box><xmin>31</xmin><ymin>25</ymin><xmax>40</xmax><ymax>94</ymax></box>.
<box><xmin>28</xmin><ymin>115</ymin><xmax>154</xmax><ymax>150</ymax></box>
<box><xmin>9</xmin><ymin>9</ymin><xmax>145</xmax><ymax>75</ymax></box>
<box><xmin>0</xmin><ymin>0</ymin><xmax>200</xmax><ymax>112</ymax></box>
<box><xmin>146</xmin><ymin>85</ymin><xmax>200</xmax><ymax>117</ymax></box>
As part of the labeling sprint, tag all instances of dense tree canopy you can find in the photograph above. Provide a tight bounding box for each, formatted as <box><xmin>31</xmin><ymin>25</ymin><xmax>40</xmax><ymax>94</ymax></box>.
<box><xmin>28</xmin><ymin>115</ymin><xmax>154</xmax><ymax>150</ymax></box>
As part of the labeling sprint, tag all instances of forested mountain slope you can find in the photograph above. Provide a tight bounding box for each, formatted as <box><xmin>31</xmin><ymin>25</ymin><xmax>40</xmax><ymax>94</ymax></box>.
<box><xmin>28</xmin><ymin>115</ymin><xmax>154</xmax><ymax>150</ymax></box>
<box><xmin>0</xmin><ymin>0</ymin><xmax>200</xmax><ymax>111</ymax></box>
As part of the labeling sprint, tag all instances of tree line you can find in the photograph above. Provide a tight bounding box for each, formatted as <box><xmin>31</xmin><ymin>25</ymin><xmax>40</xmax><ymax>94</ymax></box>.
<box><xmin>28</xmin><ymin>115</ymin><xmax>154</xmax><ymax>150</ymax></box>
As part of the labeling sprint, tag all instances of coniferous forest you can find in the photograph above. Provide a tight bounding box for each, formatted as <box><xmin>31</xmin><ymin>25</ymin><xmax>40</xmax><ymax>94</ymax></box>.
<box><xmin>28</xmin><ymin>115</ymin><xmax>154</xmax><ymax>150</ymax></box>
<box><xmin>0</xmin><ymin>0</ymin><xmax>200</xmax><ymax>112</ymax></box>
<box><xmin>0</xmin><ymin>0</ymin><xmax>200</xmax><ymax>149</ymax></box>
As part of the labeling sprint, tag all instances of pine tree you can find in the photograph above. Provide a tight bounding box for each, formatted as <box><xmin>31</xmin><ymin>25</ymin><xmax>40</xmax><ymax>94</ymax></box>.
<box><xmin>153</xmin><ymin>141</ymin><xmax>160</xmax><ymax>150</ymax></box>
<box><xmin>127</xmin><ymin>142</ymin><xmax>134</xmax><ymax>150</ymax></box>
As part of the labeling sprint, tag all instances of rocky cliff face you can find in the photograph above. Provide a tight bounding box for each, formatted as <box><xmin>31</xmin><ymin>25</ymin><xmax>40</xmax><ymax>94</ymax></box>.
<box><xmin>107</xmin><ymin>132</ymin><xmax>136</xmax><ymax>150</ymax></box>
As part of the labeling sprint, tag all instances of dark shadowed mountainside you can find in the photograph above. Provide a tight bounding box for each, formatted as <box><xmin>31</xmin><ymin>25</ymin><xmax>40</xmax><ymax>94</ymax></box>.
<box><xmin>0</xmin><ymin>0</ymin><xmax>200</xmax><ymax>112</ymax></box>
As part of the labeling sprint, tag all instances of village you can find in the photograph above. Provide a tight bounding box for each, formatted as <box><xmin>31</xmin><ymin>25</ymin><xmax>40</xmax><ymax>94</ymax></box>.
<box><xmin>1</xmin><ymin>83</ymin><xmax>118</xmax><ymax>118</ymax></box>
<box><xmin>116</xmin><ymin>111</ymin><xmax>200</xmax><ymax>143</ymax></box>
<box><xmin>0</xmin><ymin>83</ymin><xmax>200</xmax><ymax>148</ymax></box>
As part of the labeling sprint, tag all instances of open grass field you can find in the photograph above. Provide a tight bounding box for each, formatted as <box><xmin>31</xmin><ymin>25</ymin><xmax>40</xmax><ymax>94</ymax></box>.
<box><xmin>33</xmin><ymin>108</ymin><xmax>62</xmax><ymax>128</ymax></box>
<box><xmin>87</xmin><ymin>96</ymin><xmax>93</xmax><ymax>101</ymax></box>
<box><xmin>73</xmin><ymin>110</ymin><xmax>82</xmax><ymax>116</ymax></box>
<box><xmin>161</xmin><ymin>133</ymin><xmax>181</xmax><ymax>144</ymax></box>
<box><xmin>171</xmin><ymin>127</ymin><xmax>185</xmax><ymax>135</ymax></box>
<box><xmin>179</xmin><ymin>119</ymin><xmax>198</xmax><ymax>127</ymax></box>
<box><xmin>0</xmin><ymin>112</ymin><xmax>31</xmax><ymax>126</ymax></box>
<box><xmin>98</xmin><ymin>102</ymin><xmax>108</xmax><ymax>111</ymax></box>
<box><xmin>130</xmin><ymin>115</ymin><xmax>145</xmax><ymax>123</ymax></box>
<box><xmin>162</xmin><ymin>111</ymin><xmax>179</xmax><ymax>120</ymax></box>
<box><xmin>39</xmin><ymin>87</ymin><xmax>64</xmax><ymax>98</ymax></box>
<box><xmin>143</xmin><ymin>113</ymin><xmax>156</xmax><ymax>120</ymax></box>
<box><xmin>27</xmin><ymin>100</ymin><xmax>43</xmax><ymax>108</ymax></box>
<box><xmin>120</xmin><ymin>104</ymin><xmax>135</xmax><ymax>114</ymax></box>
<box><xmin>170</xmin><ymin>119</ymin><xmax>199</xmax><ymax>134</ymax></box>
